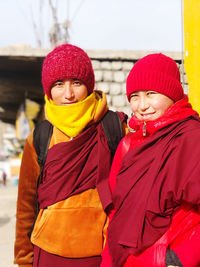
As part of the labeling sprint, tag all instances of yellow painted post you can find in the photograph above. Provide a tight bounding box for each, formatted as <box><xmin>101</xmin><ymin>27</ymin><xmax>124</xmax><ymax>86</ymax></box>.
<box><xmin>183</xmin><ymin>0</ymin><xmax>200</xmax><ymax>113</ymax></box>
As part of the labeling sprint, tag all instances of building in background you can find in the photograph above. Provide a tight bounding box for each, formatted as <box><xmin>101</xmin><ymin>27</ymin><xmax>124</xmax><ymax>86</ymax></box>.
<box><xmin>0</xmin><ymin>45</ymin><xmax>188</xmax><ymax>183</ymax></box>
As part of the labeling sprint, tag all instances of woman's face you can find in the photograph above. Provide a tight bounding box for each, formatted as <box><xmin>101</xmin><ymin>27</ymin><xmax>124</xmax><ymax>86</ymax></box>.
<box><xmin>130</xmin><ymin>91</ymin><xmax>174</xmax><ymax>121</ymax></box>
<box><xmin>51</xmin><ymin>78</ymin><xmax>88</xmax><ymax>105</ymax></box>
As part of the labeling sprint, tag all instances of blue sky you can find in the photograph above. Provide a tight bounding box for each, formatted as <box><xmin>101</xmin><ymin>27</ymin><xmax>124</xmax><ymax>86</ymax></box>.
<box><xmin>0</xmin><ymin>0</ymin><xmax>182</xmax><ymax>51</ymax></box>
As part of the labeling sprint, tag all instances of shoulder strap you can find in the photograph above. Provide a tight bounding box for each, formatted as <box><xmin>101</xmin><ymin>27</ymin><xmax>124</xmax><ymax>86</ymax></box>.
<box><xmin>29</xmin><ymin>120</ymin><xmax>53</xmax><ymax>238</ymax></box>
<box><xmin>33</xmin><ymin>120</ymin><xmax>53</xmax><ymax>173</ymax></box>
<box><xmin>101</xmin><ymin>110</ymin><xmax>123</xmax><ymax>156</ymax></box>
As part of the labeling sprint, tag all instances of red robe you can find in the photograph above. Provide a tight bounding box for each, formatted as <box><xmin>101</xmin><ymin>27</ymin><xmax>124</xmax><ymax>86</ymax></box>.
<box><xmin>102</xmin><ymin>96</ymin><xmax>200</xmax><ymax>267</ymax></box>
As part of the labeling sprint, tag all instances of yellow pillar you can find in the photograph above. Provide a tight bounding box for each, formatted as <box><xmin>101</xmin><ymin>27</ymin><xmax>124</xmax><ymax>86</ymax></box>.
<box><xmin>183</xmin><ymin>0</ymin><xmax>200</xmax><ymax>113</ymax></box>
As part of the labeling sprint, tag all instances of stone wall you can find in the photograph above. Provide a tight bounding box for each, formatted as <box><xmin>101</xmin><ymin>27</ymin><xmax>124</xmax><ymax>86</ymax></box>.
<box><xmin>87</xmin><ymin>50</ymin><xmax>188</xmax><ymax>118</ymax></box>
<box><xmin>0</xmin><ymin>46</ymin><xmax>188</xmax><ymax>122</ymax></box>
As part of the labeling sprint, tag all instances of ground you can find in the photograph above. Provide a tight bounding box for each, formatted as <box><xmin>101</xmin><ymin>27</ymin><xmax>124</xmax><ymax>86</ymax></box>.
<box><xmin>0</xmin><ymin>181</ymin><xmax>18</xmax><ymax>266</ymax></box>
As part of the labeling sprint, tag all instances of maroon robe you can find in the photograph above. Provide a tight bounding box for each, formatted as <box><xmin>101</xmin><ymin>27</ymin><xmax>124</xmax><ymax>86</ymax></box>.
<box><xmin>108</xmin><ymin>115</ymin><xmax>200</xmax><ymax>266</ymax></box>
<box><xmin>33</xmin><ymin>246</ymin><xmax>102</xmax><ymax>267</ymax></box>
<box><xmin>34</xmin><ymin>112</ymin><xmax>127</xmax><ymax>266</ymax></box>
<box><xmin>37</xmin><ymin>123</ymin><xmax>112</xmax><ymax>210</ymax></box>
<box><xmin>34</xmin><ymin>122</ymin><xmax>112</xmax><ymax>267</ymax></box>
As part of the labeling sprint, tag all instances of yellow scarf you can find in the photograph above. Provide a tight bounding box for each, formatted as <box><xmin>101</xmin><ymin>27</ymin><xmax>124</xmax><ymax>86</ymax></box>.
<box><xmin>45</xmin><ymin>92</ymin><xmax>102</xmax><ymax>138</ymax></box>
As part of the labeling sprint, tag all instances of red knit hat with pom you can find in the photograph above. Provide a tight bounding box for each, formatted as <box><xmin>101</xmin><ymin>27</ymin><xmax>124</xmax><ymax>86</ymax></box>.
<box><xmin>42</xmin><ymin>44</ymin><xmax>95</xmax><ymax>98</ymax></box>
<box><xmin>126</xmin><ymin>53</ymin><xmax>184</xmax><ymax>102</ymax></box>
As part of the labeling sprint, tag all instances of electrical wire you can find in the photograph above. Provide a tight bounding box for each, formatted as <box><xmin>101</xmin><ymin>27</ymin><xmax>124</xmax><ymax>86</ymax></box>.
<box><xmin>71</xmin><ymin>0</ymin><xmax>86</xmax><ymax>22</ymax></box>
<box><xmin>16</xmin><ymin>0</ymin><xmax>32</xmax><ymax>27</ymax></box>
<box><xmin>67</xmin><ymin>0</ymin><xmax>70</xmax><ymax>22</ymax></box>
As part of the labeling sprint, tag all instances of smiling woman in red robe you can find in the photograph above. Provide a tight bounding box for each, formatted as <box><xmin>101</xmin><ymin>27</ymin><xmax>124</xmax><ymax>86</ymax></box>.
<box><xmin>102</xmin><ymin>53</ymin><xmax>200</xmax><ymax>267</ymax></box>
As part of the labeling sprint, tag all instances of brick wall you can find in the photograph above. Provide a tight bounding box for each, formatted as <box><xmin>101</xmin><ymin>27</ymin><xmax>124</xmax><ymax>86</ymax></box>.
<box><xmin>87</xmin><ymin>50</ymin><xmax>188</xmax><ymax>118</ymax></box>
<box><xmin>0</xmin><ymin>46</ymin><xmax>188</xmax><ymax>122</ymax></box>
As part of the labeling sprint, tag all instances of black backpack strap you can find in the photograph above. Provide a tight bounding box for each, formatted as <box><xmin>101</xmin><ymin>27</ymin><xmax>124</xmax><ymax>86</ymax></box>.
<box><xmin>101</xmin><ymin>110</ymin><xmax>123</xmax><ymax>156</ymax></box>
<box><xmin>28</xmin><ymin>120</ymin><xmax>53</xmax><ymax>239</ymax></box>
<box><xmin>33</xmin><ymin>120</ymin><xmax>53</xmax><ymax>174</ymax></box>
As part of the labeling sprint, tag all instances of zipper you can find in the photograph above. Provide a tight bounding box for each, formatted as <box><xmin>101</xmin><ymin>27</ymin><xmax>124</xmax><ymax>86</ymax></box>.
<box><xmin>143</xmin><ymin>121</ymin><xmax>146</xmax><ymax>137</ymax></box>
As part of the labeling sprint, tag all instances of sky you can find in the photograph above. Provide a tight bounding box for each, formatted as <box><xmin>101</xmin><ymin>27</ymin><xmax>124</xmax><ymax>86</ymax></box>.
<box><xmin>0</xmin><ymin>0</ymin><xmax>183</xmax><ymax>52</ymax></box>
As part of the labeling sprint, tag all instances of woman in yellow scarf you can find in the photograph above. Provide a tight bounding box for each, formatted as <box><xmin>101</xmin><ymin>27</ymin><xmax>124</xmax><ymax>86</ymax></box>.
<box><xmin>14</xmin><ymin>44</ymin><xmax>128</xmax><ymax>267</ymax></box>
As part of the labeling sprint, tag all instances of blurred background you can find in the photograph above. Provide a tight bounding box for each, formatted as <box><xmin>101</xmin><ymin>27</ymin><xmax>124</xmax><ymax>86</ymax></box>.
<box><xmin>0</xmin><ymin>0</ymin><xmax>182</xmax><ymax>50</ymax></box>
<box><xmin>0</xmin><ymin>1</ymin><xmax>200</xmax><ymax>265</ymax></box>
<box><xmin>0</xmin><ymin>0</ymin><xmax>185</xmax><ymax>183</ymax></box>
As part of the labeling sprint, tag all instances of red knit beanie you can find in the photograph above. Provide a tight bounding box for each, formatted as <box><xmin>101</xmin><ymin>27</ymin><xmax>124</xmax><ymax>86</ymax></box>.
<box><xmin>126</xmin><ymin>53</ymin><xmax>184</xmax><ymax>102</ymax></box>
<box><xmin>42</xmin><ymin>44</ymin><xmax>95</xmax><ymax>98</ymax></box>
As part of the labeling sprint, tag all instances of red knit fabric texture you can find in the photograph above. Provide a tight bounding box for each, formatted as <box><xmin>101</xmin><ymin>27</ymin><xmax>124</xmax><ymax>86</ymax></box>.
<box><xmin>42</xmin><ymin>44</ymin><xmax>95</xmax><ymax>98</ymax></box>
<box><xmin>126</xmin><ymin>53</ymin><xmax>184</xmax><ymax>102</ymax></box>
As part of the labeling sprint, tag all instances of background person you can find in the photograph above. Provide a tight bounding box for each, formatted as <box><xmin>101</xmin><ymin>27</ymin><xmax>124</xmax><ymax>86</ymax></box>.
<box><xmin>2</xmin><ymin>170</ymin><xmax>7</xmax><ymax>185</ymax></box>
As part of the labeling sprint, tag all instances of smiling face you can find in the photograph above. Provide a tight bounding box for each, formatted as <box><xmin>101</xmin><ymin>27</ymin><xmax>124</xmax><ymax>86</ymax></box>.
<box><xmin>130</xmin><ymin>90</ymin><xmax>174</xmax><ymax>121</ymax></box>
<box><xmin>51</xmin><ymin>78</ymin><xmax>88</xmax><ymax>105</ymax></box>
